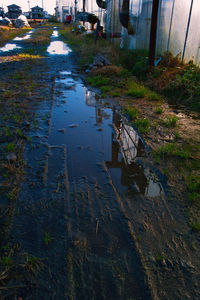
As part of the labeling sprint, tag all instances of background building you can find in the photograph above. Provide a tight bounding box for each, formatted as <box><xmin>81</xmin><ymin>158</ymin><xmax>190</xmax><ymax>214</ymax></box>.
<box><xmin>31</xmin><ymin>6</ymin><xmax>44</xmax><ymax>19</ymax></box>
<box><xmin>7</xmin><ymin>4</ymin><xmax>22</xmax><ymax>19</ymax></box>
<box><xmin>0</xmin><ymin>7</ymin><xmax>4</xmax><ymax>17</ymax></box>
<box><xmin>55</xmin><ymin>0</ymin><xmax>74</xmax><ymax>23</ymax></box>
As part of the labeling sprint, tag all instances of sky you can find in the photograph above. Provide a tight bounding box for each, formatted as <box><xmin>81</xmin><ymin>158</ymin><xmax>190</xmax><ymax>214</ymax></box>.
<box><xmin>1</xmin><ymin>0</ymin><xmax>56</xmax><ymax>14</ymax></box>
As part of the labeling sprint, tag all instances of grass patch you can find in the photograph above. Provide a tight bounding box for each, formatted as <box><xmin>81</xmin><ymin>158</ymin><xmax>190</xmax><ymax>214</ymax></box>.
<box><xmin>100</xmin><ymin>86</ymin><xmax>111</xmax><ymax>93</ymax></box>
<box><xmin>87</xmin><ymin>75</ymin><xmax>109</xmax><ymax>87</ymax></box>
<box><xmin>148</xmin><ymin>91</ymin><xmax>162</xmax><ymax>101</ymax></box>
<box><xmin>0</xmin><ymin>28</ymin><xmax>30</xmax><ymax>46</ymax></box>
<box><xmin>154</xmin><ymin>106</ymin><xmax>163</xmax><ymax>114</ymax></box>
<box><xmin>126</xmin><ymin>81</ymin><xmax>147</xmax><ymax>98</ymax></box>
<box><xmin>23</xmin><ymin>28</ymin><xmax>53</xmax><ymax>46</ymax></box>
<box><xmin>154</xmin><ymin>143</ymin><xmax>191</xmax><ymax>159</ymax></box>
<box><xmin>161</xmin><ymin>115</ymin><xmax>179</xmax><ymax>127</ymax></box>
<box><xmin>134</xmin><ymin>118</ymin><xmax>150</xmax><ymax>134</ymax></box>
<box><xmin>5</xmin><ymin>142</ymin><xmax>15</xmax><ymax>152</ymax></box>
<box><xmin>190</xmin><ymin>222</ymin><xmax>200</xmax><ymax>231</ymax></box>
<box><xmin>127</xmin><ymin>107</ymin><xmax>139</xmax><ymax>120</ymax></box>
<box><xmin>187</xmin><ymin>174</ymin><xmax>200</xmax><ymax>203</ymax></box>
<box><xmin>44</xmin><ymin>232</ymin><xmax>51</xmax><ymax>245</ymax></box>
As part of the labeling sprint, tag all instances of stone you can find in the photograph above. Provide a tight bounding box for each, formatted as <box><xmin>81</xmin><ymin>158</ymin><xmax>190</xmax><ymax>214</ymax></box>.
<box><xmin>58</xmin><ymin>128</ymin><xmax>66</xmax><ymax>133</ymax></box>
<box><xmin>69</xmin><ymin>124</ymin><xmax>79</xmax><ymax>128</ymax></box>
<box><xmin>6</xmin><ymin>153</ymin><xmax>17</xmax><ymax>162</ymax></box>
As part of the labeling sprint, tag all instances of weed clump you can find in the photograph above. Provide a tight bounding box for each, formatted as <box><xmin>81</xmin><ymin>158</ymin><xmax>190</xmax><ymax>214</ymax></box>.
<box><xmin>161</xmin><ymin>115</ymin><xmax>179</xmax><ymax>127</ymax></box>
<box><xmin>87</xmin><ymin>75</ymin><xmax>109</xmax><ymax>87</ymax></box>
<box><xmin>134</xmin><ymin>118</ymin><xmax>150</xmax><ymax>134</ymax></box>
<box><xmin>190</xmin><ymin>222</ymin><xmax>200</xmax><ymax>231</ymax></box>
<box><xmin>127</xmin><ymin>107</ymin><xmax>139</xmax><ymax>120</ymax></box>
<box><xmin>154</xmin><ymin>107</ymin><xmax>163</xmax><ymax>114</ymax></box>
<box><xmin>187</xmin><ymin>174</ymin><xmax>200</xmax><ymax>203</ymax></box>
<box><xmin>126</xmin><ymin>81</ymin><xmax>147</xmax><ymax>98</ymax></box>
<box><xmin>154</xmin><ymin>143</ymin><xmax>191</xmax><ymax>159</ymax></box>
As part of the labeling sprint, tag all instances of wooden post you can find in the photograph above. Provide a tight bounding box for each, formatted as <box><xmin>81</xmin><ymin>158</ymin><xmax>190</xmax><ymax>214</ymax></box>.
<box><xmin>148</xmin><ymin>0</ymin><xmax>160</xmax><ymax>67</ymax></box>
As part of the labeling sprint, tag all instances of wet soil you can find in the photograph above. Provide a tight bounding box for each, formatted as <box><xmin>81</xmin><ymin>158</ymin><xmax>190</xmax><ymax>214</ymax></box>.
<box><xmin>0</xmin><ymin>27</ymin><xmax>200</xmax><ymax>299</ymax></box>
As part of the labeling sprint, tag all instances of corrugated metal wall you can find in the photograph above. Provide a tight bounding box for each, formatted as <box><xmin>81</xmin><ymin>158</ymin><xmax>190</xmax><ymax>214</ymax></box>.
<box><xmin>120</xmin><ymin>0</ymin><xmax>200</xmax><ymax>65</ymax></box>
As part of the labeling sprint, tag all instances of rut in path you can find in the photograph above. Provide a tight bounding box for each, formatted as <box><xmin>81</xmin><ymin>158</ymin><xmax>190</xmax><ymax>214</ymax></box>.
<box><xmin>7</xmin><ymin>30</ymin><xmax>200</xmax><ymax>300</ymax></box>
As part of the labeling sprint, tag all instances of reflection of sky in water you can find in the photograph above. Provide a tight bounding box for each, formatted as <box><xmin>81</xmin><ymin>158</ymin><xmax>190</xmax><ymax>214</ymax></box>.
<box><xmin>52</xmin><ymin>30</ymin><xmax>59</xmax><ymax>37</ymax></box>
<box><xmin>13</xmin><ymin>31</ymin><xmax>33</xmax><ymax>41</ymax></box>
<box><xmin>47</xmin><ymin>41</ymin><xmax>72</xmax><ymax>55</ymax></box>
<box><xmin>60</xmin><ymin>71</ymin><xmax>72</xmax><ymax>76</ymax></box>
<box><xmin>0</xmin><ymin>43</ymin><xmax>22</xmax><ymax>52</ymax></box>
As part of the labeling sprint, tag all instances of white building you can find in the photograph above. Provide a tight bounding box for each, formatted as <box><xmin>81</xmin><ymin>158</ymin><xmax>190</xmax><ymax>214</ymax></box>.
<box><xmin>55</xmin><ymin>0</ymin><xmax>74</xmax><ymax>22</ymax></box>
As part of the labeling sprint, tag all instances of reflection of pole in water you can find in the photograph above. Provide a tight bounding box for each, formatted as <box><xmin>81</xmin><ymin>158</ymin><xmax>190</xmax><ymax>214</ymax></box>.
<box><xmin>113</xmin><ymin>110</ymin><xmax>141</xmax><ymax>164</ymax></box>
<box><xmin>96</xmin><ymin>108</ymin><xmax>103</xmax><ymax>125</ymax></box>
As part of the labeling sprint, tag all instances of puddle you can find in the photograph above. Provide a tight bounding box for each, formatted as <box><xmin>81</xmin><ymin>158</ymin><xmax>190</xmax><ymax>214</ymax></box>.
<box><xmin>0</xmin><ymin>43</ymin><xmax>22</xmax><ymax>53</ymax></box>
<box><xmin>52</xmin><ymin>30</ymin><xmax>59</xmax><ymax>37</ymax></box>
<box><xmin>13</xmin><ymin>30</ymin><xmax>33</xmax><ymax>41</ymax></box>
<box><xmin>8</xmin><ymin>63</ymin><xmax>164</xmax><ymax>299</ymax></box>
<box><xmin>48</xmin><ymin>73</ymin><xmax>164</xmax><ymax>198</ymax></box>
<box><xmin>47</xmin><ymin>40</ymin><xmax>72</xmax><ymax>55</ymax></box>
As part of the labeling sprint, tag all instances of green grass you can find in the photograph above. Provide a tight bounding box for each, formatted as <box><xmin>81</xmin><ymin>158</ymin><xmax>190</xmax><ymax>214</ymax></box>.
<box><xmin>44</xmin><ymin>232</ymin><xmax>51</xmax><ymax>245</ymax></box>
<box><xmin>187</xmin><ymin>174</ymin><xmax>200</xmax><ymax>203</ymax></box>
<box><xmin>148</xmin><ymin>91</ymin><xmax>162</xmax><ymax>101</ymax></box>
<box><xmin>126</xmin><ymin>81</ymin><xmax>147</xmax><ymax>98</ymax></box>
<box><xmin>155</xmin><ymin>253</ymin><xmax>165</xmax><ymax>262</ymax></box>
<box><xmin>154</xmin><ymin>107</ymin><xmax>163</xmax><ymax>114</ymax></box>
<box><xmin>110</xmin><ymin>91</ymin><xmax>121</xmax><ymax>97</ymax></box>
<box><xmin>174</xmin><ymin>131</ymin><xmax>180</xmax><ymax>139</ymax></box>
<box><xmin>190</xmin><ymin>222</ymin><xmax>200</xmax><ymax>231</ymax></box>
<box><xmin>154</xmin><ymin>143</ymin><xmax>191</xmax><ymax>159</ymax></box>
<box><xmin>16</xmin><ymin>128</ymin><xmax>23</xmax><ymax>137</ymax></box>
<box><xmin>127</xmin><ymin>107</ymin><xmax>139</xmax><ymax>120</ymax></box>
<box><xmin>13</xmin><ymin>114</ymin><xmax>21</xmax><ymax>124</ymax></box>
<box><xmin>162</xmin><ymin>115</ymin><xmax>179</xmax><ymax>127</ymax></box>
<box><xmin>134</xmin><ymin>118</ymin><xmax>150</xmax><ymax>134</ymax></box>
<box><xmin>87</xmin><ymin>75</ymin><xmax>109</xmax><ymax>87</ymax></box>
<box><xmin>0</xmin><ymin>28</ymin><xmax>30</xmax><ymax>47</ymax></box>
<box><xmin>5</xmin><ymin>142</ymin><xmax>15</xmax><ymax>152</ymax></box>
<box><xmin>100</xmin><ymin>86</ymin><xmax>111</xmax><ymax>93</ymax></box>
<box><xmin>1</xmin><ymin>256</ymin><xmax>12</xmax><ymax>266</ymax></box>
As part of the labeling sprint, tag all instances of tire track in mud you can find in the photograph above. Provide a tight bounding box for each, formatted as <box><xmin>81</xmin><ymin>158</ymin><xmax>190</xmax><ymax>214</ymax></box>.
<box><xmin>5</xmin><ymin>32</ymin><xmax>200</xmax><ymax>299</ymax></box>
<box><xmin>65</xmin><ymin>173</ymin><xmax>153</xmax><ymax>299</ymax></box>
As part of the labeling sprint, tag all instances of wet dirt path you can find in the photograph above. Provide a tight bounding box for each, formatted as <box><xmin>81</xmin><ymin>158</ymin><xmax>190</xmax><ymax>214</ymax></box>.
<box><xmin>2</xmin><ymin>28</ymin><xmax>200</xmax><ymax>299</ymax></box>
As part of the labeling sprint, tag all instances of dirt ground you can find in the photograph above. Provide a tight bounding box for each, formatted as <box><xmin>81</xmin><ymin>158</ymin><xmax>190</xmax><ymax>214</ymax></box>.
<box><xmin>0</xmin><ymin>26</ymin><xmax>200</xmax><ymax>300</ymax></box>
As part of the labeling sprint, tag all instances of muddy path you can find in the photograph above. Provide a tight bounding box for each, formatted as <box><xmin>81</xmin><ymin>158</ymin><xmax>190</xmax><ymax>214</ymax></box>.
<box><xmin>0</xmin><ymin>27</ymin><xmax>200</xmax><ymax>299</ymax></box>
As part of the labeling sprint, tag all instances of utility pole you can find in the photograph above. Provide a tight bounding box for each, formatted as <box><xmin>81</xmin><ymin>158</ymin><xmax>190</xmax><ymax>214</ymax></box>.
<box><xmin>27</xmin><ymin>0</ymin><xmax>30</xmax><ymax>18</ymax></box>
<box><xmin>75</xmin><ymin>0</ymin><xmax>77</xmax><ymax>18</ymax></box>
<box><xmin>42</xmin><ymin>0</ymin><xmax>44</xmax><ymax>23</ymax></box>
<box><xmin>182</xmin><ymin>0</ymin><xmax>194</xmax><ymax>62</ymax></box>
<box><xmin>148</xmin><ymin>0</ymin><xmax>160</xmax><ymax>67</ymax></box>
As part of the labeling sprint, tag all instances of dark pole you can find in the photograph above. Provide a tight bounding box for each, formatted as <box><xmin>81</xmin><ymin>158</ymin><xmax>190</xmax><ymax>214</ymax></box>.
<box><xmin>148</xmin><ymin>0</ymin><xmax>160</xmax><ymax>67</ymax></box>
<box><xmin>182</xmin><ymin>0</ymin><xmax>193</xmax><ymax>62</ymax></box>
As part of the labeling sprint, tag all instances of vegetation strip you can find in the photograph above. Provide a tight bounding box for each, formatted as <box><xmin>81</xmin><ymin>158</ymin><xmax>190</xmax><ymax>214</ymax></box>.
<box><xmin>60</xmin><ymin>25</ymin><xmax>200</xmax><ymax>230</ymax></box>
<box><xmin>0</xmin><ymin>26</ymin><xmax>53</xmax><ymax>297</ymax></box>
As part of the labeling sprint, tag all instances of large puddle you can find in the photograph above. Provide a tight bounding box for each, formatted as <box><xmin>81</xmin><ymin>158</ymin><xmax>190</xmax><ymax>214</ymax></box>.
<box><xmin>49</xmin><ymin>70</ymin><xmax>163</xmax><ymax>198</ymax></box>
<box><xmin>47</xmin><ymin>30</ymin><xmax>72</xmax><ymax>55</ymax></box>
<box><xmin>47</xmin><ymin>40</ymin><xmax>72</xmax><ymax>55</ymax></box>
<box><xmin>8</xmin><ymin>44</ymin><xmax>164</xmax><ymax>299</ymax></box>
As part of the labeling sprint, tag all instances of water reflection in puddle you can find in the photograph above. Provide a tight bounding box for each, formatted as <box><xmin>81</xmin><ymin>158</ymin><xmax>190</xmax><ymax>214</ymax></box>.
<box><xmin>13</xmin><ymin>31</ymin><xmax>33</xmax><ymax>41</ymax></box>
<box><xmin>0</xmin><ymin>43</ymin><xmax>22</xmax><ymax>52</ymax></box>
<box><xmin>52</xmin><ymin>30</ymin><xmax>59</xmax><ymax>37</ymax></box>
<box><xmin>48</xmin><ymin>72</ymin><xmax>164</xmax><ymax>199</ymax></box>
<box><xmin>47</xmin><ymin>41</ymin><xmax>72</xmax><ymax>55</ymax></box>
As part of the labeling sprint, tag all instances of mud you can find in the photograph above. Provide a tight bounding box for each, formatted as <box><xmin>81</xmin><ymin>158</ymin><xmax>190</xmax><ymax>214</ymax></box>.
<box><xmin>0</xmin><ymin>28</ymin><xmax>200</xmax><ymax>300</ymax></box>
